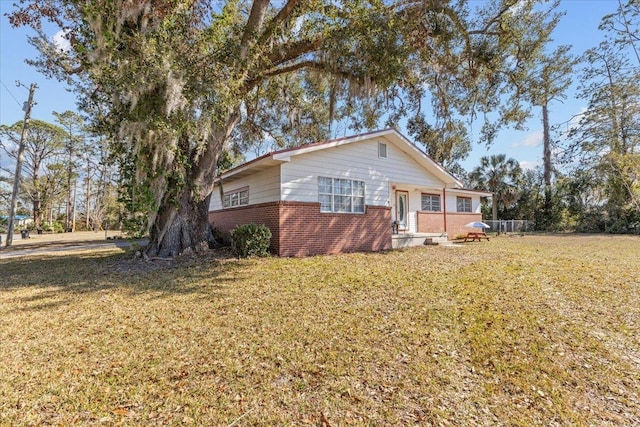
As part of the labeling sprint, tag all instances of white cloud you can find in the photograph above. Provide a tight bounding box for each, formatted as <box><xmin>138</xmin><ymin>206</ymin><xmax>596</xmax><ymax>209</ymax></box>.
<box><xmin>519</xmin><ymin>160</ymin><xmax>539</xmax><ymax>171</ymax></box>
<box><xmin>513</xmin><ymin>130</ymin><xmax>543</xmax><ymax>148</ymax></box>
<box><xmin>52</xmin><ymin>30</ymin><xmax>71</xmax><ymax>53</ymax></box>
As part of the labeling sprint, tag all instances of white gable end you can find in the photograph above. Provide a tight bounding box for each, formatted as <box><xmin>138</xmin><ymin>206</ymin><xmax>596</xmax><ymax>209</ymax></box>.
<box><xmin>280</xmin><ymin>134</ymin><xmax>450</xmax><ymax>206</ymax></box>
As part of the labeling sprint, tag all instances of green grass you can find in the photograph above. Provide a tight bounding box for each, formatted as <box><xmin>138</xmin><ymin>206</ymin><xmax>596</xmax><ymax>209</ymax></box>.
<box><xmin>1</xmin><ymin>235</ymin><xmax>639</xmax><ymax>426</ymax></box>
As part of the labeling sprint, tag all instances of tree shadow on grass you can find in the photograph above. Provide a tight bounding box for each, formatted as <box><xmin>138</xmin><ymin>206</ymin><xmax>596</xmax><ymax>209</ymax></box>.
<box><xmin>0</xmin><ymin>249</ymin><xmax>250</xmax><ymax>312</ymax></box>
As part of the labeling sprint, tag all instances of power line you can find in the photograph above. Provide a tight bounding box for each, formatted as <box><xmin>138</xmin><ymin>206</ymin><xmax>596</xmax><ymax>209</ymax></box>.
<box><xmin>0</xmin><ymin>79</ymin><xmax>25</xmax><ymax>108</ymax></box>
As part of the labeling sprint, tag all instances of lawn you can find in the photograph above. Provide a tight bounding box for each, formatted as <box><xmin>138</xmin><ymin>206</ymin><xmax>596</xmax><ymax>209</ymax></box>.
<box><xmin>0</xmin><ymin>235</ymin><xmax>639</xmax><ymax>426</ymax></box>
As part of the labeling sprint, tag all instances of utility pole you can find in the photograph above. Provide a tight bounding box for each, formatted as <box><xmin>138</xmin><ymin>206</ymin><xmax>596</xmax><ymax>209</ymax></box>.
<box><xmin>6</xmin><ymin>82</ymin><xmax>37</xmax><ymax>247</ymax></box>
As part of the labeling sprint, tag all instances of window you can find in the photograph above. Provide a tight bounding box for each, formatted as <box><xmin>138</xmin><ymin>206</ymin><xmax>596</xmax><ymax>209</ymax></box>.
<box><xmin>223</xmin><ymin>187</ymin><xmax>249</xmax><ymax>208</ymax></box>
<box><xmin>457</xmin><ymin>196</ymin><xmax>472</xmax><ymax>213</ymax></box>
<box><xmin>318</xmin><ymin>177</ymin><xmax>365</xmax><ymax>213</ymax></box>
<box><xmin>421</xmin><ymin>194</ymin><xmax>441</xmax><ymax>212</ymax></box>
<box><xmin>378</xmin><ymin>142</ymin><xmax>387</xmax><ymax>158</ymax></box>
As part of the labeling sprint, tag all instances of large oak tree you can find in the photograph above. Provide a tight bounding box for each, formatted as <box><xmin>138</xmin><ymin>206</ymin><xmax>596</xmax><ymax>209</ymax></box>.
<box><xmin>10</xmin><ymin>0</ymin><xmax>559</xmax><ymax>256</ymax></box>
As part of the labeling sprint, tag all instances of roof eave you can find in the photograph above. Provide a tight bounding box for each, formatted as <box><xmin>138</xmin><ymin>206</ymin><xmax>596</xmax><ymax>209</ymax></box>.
<box><xmin>448</xmin><ymin>188</ymin><xmax>493</xmax><ymax>197</ymax></box>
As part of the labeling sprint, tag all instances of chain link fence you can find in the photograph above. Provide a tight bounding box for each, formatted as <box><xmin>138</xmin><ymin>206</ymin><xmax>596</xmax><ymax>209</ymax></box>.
<box><xmin>484</xmin><ymin>220</ymin><xmax>534</xmax><ymax>233</ymax></box>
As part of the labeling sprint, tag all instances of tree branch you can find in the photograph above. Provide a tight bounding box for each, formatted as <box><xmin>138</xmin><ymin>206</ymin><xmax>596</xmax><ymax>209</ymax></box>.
<box><xmin>239</xmin><ymin>0</ymin><xmax>271</xmax><ymax>60</ymax></box>
<box><xmin>241</xmin><ymin>36</ymin><xmax>326</xmax><ymax>90</ymax></box>
<box><xmin>258</xmin><ymin>0</ymin><xmax>301</xmax><ymax>45</ymax></box>
<box><xmin>262</xmin><ymin>59</ymin><xmax>358</xmax><ymax>82</ymax></box>
<box><xmin>468</xmin><ymin>1</ymin><xmax>519</xmax><ymax>36</ymax></box>
<box><xmin>27</xmin><ymin>33</ymin><xmax>84</xmax><ymax>76</ymax></box>
<box><xmin>266</xmin><ymin>37</ymin><xmax>325</xmax><ymax>67</ymax></box>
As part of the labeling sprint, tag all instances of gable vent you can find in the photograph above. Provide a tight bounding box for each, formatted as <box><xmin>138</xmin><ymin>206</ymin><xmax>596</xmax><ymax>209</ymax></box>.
<box><xmin>378</xmin><ymin>142</ymin><xmax>387</xmax><ymax>159</ymax></box>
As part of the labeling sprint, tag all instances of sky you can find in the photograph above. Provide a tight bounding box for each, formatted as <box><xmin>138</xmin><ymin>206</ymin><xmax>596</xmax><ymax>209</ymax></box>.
<box><xmin>0</xmin><ymin>0</ymin><xmax>622</xmax><ymax>174</ymax></box>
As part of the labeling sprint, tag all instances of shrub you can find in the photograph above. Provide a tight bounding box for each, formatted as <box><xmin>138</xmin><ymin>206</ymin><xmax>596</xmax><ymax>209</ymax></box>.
<box><xmin>230</xmin><ymin>223</ymin><xmax>272</xmax><ymax>258</ymax></box>
<box><xmin>41</xmin><ymin>221</ymin><xmax>65</xmax><ymax>233</ymax></box>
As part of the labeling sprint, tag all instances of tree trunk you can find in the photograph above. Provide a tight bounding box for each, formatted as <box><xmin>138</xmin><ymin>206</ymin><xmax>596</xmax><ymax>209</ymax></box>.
<box><xmin>543</xmin><ymin>187</ymin><xmax>552</xmax><ymax>230</ymax></box>
<box><xmin>542</xmin><ymin>103</ymin><xmax>552</xmax><ymax>188</ymax></box>
<box><xmin>492</xmin><ymin>197</ymin><xmax>498</xmax><ymax>222</ymax></box>
<box><xmin>33</xmin><ymin>194</ymin><xmax>42</xmax><ymax>228</ymax></box>
<box><xmin>66</xmin><ymin>178</ymin><xmax>73</xmax><ymax>232</ymax></box>
<box><xmin>143</xmin><ymin>111</ymin><xmax>240</xmax><ymax>258</ymax></box>
<box><xmin>542</xmin><ymin>102</ymin><xmax>552</xmax><ymax>230</ymax></box>
<box><xmin>144</xmin><ymin>183</ymin><xmax>213</xmax><ymax>258</ymax></box>
<box><xmin>85</xmin><ymin>176</ymin><xmax>91</xmax><ymax>230</ymax></box>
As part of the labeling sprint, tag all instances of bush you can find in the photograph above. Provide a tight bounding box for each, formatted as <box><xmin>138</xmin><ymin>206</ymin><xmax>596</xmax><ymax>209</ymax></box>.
<box><xmin>574</xmin><ymin>210</ymin><xmax>606</xmax><ymax>233</ymax></box>
<box><xmin>41</xmin><ymin>221</ymin><xmax>65</xmax><ymax>233</ymax></box>
<box><xmin>230</xmin><ymin>223</ymin><xmax>272</xmax><ymax>258</ymax></box>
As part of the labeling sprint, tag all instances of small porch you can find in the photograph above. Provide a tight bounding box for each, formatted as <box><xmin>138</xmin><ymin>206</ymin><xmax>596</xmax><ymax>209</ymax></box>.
<box><xmin>390</xmin><ymin>182</ymin><xmax>489</xmax><ymax>242</ymax></box>
<box><xmin>391</xmin><ymin>232</ymin><xmax>449</xmax><ymax>249</ymax></box>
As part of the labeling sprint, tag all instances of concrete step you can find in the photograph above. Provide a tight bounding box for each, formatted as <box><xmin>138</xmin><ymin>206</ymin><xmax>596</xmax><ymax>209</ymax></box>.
<box><xmin>424</xmin><ymin>236</ymin><xmax>449</xmax><ymax>245</ymax></box>
<box><xmin>392</xmin><ymin>234</ymin><xmax>449</xmax><ymax>248</ymax></box>
<box><xmin>437</xmin><ymin>240</ymin><xmax>460</xmax><ymax>247</ymax></box>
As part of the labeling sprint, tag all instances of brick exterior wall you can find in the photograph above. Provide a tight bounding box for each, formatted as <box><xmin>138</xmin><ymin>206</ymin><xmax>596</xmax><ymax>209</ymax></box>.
<box><xmin>446</xmin><ymin>213</ymin><xmax>484</xmax><ymax>238</ymax></box>
<box><xmin>416</xmin><ymin>212</ymin><xmax>446</xmax><ymax>234</ymax></box>
<box><xmin>208</xmin><ymin>202</ymin><xmax>282</xmax><ymax>253</ymax></box>
<box><xmin>416</xmin><ymin>211</ymin><xmax>484</xmax><ymax>239</ymax></box>
<box><xmin>209</xmin><ymin>202</ymin><xmax>392</xmax><ymax>257</ymax></box>
<box><xmin>279</xmin><ymin>203</ymin><xmax>392</xmax><ymax>257</ymax></box>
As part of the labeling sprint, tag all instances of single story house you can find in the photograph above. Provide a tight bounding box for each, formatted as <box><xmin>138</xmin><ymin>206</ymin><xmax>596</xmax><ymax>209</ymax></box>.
<box><xmin>208</xmin><ymin>128</ymin><xmax>491</xmax><ymax>257</ymax></box>
<box><xmin>0</xmin><ymin>215</ymin><xmax>33</xmax><ymax>228</ymax></box>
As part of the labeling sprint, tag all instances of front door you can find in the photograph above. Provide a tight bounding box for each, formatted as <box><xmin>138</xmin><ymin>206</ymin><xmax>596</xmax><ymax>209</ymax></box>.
<box><xmin>396</xmin><ymin>191</ymin><xmax>408</xmax><ymax>231</ymax></box>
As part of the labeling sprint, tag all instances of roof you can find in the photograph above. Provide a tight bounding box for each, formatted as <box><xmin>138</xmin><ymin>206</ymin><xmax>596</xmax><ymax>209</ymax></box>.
<box><xmin>216</xmin><ymin>128</ymin><xmax>464</xmax><ymax>187</ymax></box>
<box><xmin>446</xmin><ymin>188</ymin><xmax>493</xmax><ymax>197</ymax></box>
<box><xmin>0</xmin><ymin>215</ymin><xmax>31</xmax><ymax>220</ymax></box>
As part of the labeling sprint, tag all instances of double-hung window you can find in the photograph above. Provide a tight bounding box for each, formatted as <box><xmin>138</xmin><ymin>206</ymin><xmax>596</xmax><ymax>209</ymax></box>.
<box><xmin>456</xmin><ymin>196</ymin><xmax>472</xmax><ymax>213</ymax></box>
<box><xmin>421</xmin><ymin>194</ymin><xmax>441</xmax><ymax>212</ymax></box>
<box><xmin>318</xmin><ymin>177</ymin><xmax>365</xmax><ymax>213</ymax></box>
<box><xmin>223</xmin><ymin>187</ymin><xmax>249</xmax><ymax>208</ymax></box>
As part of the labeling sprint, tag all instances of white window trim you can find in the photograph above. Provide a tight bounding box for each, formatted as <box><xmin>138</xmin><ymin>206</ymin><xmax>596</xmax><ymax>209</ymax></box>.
<box><xmin>378</xmin><ymin>142</ymin><xmax>387</xmax><ymax>159</ymax></box>
<box><xmin>421</xmin><ymin>193</ymin><xmax>441</xmax><ymax>212</ymax></box>
<box><xmin>318</xmin><ymin>177</ymin><xmax>365</xmax><ymax>214</ymax></box>
<box><xmin>456</xmin><ymin>196</ymin><xmax>472</xmax><ymax>213</ymax></box>
<box><xmin>223</xmin><ymin>187</ymin><xmax>249</xmax><ymax>208</ymax></box>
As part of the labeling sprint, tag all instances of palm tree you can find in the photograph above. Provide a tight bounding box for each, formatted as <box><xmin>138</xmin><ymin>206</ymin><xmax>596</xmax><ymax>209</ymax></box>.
<box><xmin>469</xmin><ymin>154</ymin><xmax>523</xmax><ymax>221</ymax></box>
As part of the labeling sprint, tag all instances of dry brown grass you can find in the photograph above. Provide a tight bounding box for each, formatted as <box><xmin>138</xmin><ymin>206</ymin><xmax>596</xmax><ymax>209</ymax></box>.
<box><xmin>1</xmin><ymin>235</ymin><xmax>639</xmax><ymax>426</ymax></box>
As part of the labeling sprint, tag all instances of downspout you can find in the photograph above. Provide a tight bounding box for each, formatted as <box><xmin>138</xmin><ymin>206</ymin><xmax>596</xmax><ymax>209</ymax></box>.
<box><xmin>442</xmin><ymin>188</ymin><xmax>447</xmax><ymax>235</ymax></box>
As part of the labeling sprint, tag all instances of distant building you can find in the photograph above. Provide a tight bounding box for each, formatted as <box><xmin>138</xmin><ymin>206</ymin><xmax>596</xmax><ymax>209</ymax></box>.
<box><xmin>0</xmin><ymin>215</ymin><xmax>33</xmax><ymax>229</ymax></box>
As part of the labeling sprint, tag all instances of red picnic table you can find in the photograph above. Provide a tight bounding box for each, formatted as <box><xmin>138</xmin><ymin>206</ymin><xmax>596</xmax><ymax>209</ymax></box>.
<box><xmin>463</xmin><ymin>231</ymin><xmax>490</xmax><ymax>242</ymax></box>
